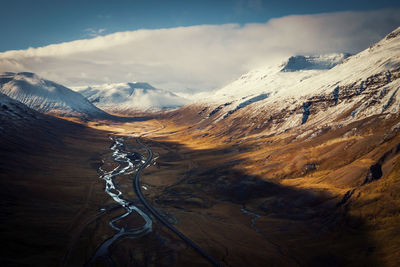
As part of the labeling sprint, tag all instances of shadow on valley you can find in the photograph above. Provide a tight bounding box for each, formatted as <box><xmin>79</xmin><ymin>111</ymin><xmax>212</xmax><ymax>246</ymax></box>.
<box><xmin>0</xmin><ymin>122</ymin><xmax>382</xmax><ymax>266</ymax></box>
<box><xmin>143</xmin><ymin>138</ymin><xmax>380</xmax><ymax>267</ymax></box>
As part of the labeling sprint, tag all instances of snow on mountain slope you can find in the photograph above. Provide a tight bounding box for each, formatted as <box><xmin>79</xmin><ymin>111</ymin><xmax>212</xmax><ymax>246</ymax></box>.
<box><xmin>0</xmin><ymin>92</ymin><xmax>40</xmax><ymax>123</ymax></box>
<box><xmin>207</xmin><ymin>53</ymin><xmax>349</xmax><ymax>103</ymax></box>
<box><xmin>281</xmin><ymin>53</ymin><xmax>351</xmax><ymax>72</ymax></box>
<box><xmin>0</xmin><ymin>72</ymin><xmax>109</xmax><ymax>118</ymax></box>
<box><xmin>178</xmin><ymin>26</ymin><xmax>400</xmax><ymax>138</ymax></box>
<box><xmin>73</xmin><ymin>82</ymin><xmax>188</xmax><ymax>114</ymax></box>
<box><xmin>0</xmin><ymin>92</ymin><xmax>78</xmax><ymax>139</ymax></box>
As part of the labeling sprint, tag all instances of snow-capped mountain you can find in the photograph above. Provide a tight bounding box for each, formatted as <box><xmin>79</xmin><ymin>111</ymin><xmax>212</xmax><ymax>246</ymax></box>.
<box><xmin>280</xmin><ymin>53</ymin><xmax>351</xmax><ymax>72</ymax></box>
<box><xmin>208</xmin><ymin>53</ymin><xmax>350</xmax><ymax>101</ymax></box>
<box><xmin>73</xmin><ymin>82</ymin><xmax>188</xmax><ymax>114</ymax></box>
<box><xmin>0</xmin><ymin>72</ymin><xmax>109</xmax><ymax>118</ymax></box>
<box><xmin>173</xmin><ymin>26</ymin><xmax>400</xmax><ymax>138</ymax></box>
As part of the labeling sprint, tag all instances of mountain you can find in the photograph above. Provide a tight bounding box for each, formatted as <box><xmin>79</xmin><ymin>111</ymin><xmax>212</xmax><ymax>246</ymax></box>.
<box><xmin>0</xmin><ymin>72</ymin><xmax>109</xmax><ymax>118</ymax></box>
<box><xmin>204</xmin><ymin>53</ymin><xmax>349</xmax><ymax>103</ymax></box>
<box><xmin>73</xmin><ymin>82</ymin><xmax>188</xmax><ymax>114</ymax></box>
<box><xmin>280</xmin><ymin>53</ymin><xmax>351</xmax><ymax>72</ymax></box>
<box><xmin>174</xmin><ymin>27</ymin><xmax>400</xmax><ymax>138</ymax></box>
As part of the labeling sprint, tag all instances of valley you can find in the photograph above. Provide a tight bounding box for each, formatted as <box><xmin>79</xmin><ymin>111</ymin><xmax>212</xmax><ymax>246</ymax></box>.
<box><xmin>1</xmin><ymin>23</ymin><xmax>400</xmax><ymax>267</ymax></box>
<box><xmin>77</xmin><ymin>114</ymin><xmax>399</xmax><ymax>266</ymax></box>
<box><xmin>1</xmin><ymin>105</ymin><xmax>400</xmax><ymax>266</ymax></box>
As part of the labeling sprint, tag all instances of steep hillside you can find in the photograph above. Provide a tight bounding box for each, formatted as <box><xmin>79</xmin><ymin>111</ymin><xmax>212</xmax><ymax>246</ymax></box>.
<box><xmin>0</xmin><ymin>91</ymin><xmax>78</xmax><ymax>152</ymax></box>
<box><xmin>170</xmin><ymin>27</ymin><xmax>400</xmax><ymax>139</ymax></box>
<box><xmin>73</xmin><ymin>82</ymin><xmax>188</xmax><ymax>114</ymax></box>
<box><xmin>0</xmin><ymin>72</ymin><xmax>110</xmax><ymax>118</ymax></box>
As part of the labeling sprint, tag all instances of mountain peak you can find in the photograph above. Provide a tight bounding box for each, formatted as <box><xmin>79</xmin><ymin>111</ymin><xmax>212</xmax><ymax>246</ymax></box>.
<box><xmin>280</xmin><ymin>53</ymin><xmax>351</xmax><ymax>72</ymax></box>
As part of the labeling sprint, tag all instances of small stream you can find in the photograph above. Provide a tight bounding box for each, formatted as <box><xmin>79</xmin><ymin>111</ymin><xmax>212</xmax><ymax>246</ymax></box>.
<box><xmin>241</xmin><ymin>207</ymin><xmax>261</xmax><ymax>234</ymax></box>
<box><xmin>87</xmin><ymin>136</ymin><xmax>152</xmax><ymax>266</ymax></box>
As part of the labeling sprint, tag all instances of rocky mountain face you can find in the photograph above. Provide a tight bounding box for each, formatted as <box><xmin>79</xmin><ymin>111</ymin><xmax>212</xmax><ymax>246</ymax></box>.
<box><xmin>73</xmin><ymin>82</ymin><xmax>188</xmax><ymax>114</ymax></box>
<box><xmin>0</xmin><ymin>72</ymin><xmax>110</xmax><ymax>118</ymax></box>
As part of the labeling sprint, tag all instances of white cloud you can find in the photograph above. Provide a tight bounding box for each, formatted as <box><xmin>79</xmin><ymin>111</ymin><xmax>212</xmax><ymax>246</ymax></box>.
<box><xmin>0</xmin><ymin>9</ymin><xmax>399</xmax><ymax>93</ymax></box>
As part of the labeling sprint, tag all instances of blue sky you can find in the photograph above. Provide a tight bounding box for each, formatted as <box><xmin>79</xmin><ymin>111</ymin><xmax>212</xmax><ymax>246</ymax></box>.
<box><xmin>2</xmin><ymin>0</ymin><xmax>400</xmax><ymax>52</ymax></box>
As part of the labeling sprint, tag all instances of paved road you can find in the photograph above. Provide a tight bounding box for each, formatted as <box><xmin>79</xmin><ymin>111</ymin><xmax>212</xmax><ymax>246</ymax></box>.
<box><xmin>134</xmin><ymin>136</ymin><xmax>222</xmax><ymax>267</ymax></box>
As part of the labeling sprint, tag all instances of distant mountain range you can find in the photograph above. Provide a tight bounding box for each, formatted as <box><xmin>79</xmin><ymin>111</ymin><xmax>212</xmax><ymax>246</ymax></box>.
<box><xmin>73</xmin><ymin>82</ymin><xmax>188</xmax><ymax>114</ymax></box>
<box><xmin>1</xmin><ymin>27</ymin><xmax>399</xmax><ymax>130</ymax></box>
<box><xmin>0</xmin><ymin>72</ymin><xmax>188</xmax><ymax>118</ymax></box>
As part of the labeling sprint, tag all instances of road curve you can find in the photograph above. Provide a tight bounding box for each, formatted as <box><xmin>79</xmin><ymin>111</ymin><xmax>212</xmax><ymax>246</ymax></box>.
<box><xmin>134</xmin><ymin>136</ymin><xmax>222</xmax><ymax>267</ymax></box>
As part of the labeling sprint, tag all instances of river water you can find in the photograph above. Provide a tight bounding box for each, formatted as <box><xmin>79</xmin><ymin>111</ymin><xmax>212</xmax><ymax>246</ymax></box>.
<box><xmin>87</xmin><ymin>136</ymin><xmax>152</xmax><ymax>266</ymax></box>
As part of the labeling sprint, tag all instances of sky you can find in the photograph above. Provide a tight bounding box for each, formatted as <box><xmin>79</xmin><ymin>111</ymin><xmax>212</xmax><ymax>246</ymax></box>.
<box><xmin>1</xmin><ymin>1</ymin><xmax>400</xmax><ymax>94</ymax></box>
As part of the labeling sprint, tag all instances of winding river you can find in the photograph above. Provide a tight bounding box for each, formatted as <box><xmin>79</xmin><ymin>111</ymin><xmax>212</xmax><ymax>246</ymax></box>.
<box><xmin>87</xmin><ymin>136</ymin><xmax>152</xmax><ymax>266</ymax></box>
<box><xmin>88</xmin><ymin>135</ymin><xmax>221</xmax><ymax>267</ymax></box>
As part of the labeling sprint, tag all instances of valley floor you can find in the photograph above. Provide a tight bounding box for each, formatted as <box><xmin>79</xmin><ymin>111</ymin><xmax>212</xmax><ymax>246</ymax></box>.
<box><xmin>1</xmin><ymin>115</ymin><xmax>400</xmax><ymax>266</ymax></box>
